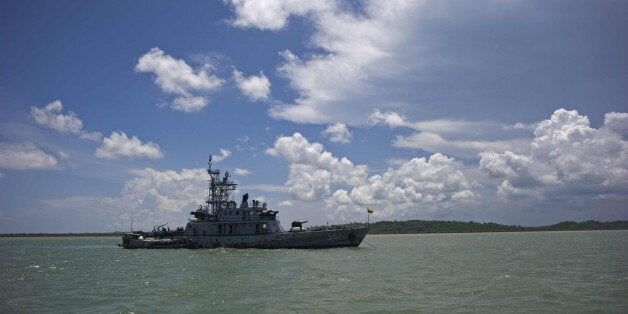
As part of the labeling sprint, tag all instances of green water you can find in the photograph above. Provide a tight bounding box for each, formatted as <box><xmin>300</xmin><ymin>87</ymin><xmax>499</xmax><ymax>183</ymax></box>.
<box><xmin>1</xmin><ymin>231</ymin><xmax>626</xmax><ymax>313</ymax></box>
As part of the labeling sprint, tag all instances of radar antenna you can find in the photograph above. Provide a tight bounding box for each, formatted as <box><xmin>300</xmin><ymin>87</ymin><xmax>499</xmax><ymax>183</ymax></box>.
<box><xmin>205</xmin><ymin>154</ymin><xmax>237</xmax><ymax>214</ymax></box>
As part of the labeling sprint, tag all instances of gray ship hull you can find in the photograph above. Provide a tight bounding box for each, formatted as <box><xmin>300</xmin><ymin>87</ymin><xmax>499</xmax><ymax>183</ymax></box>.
<box><xmin>121</xmin><ymin>227</ymin><xmax>369</xmax><ymax>249</ymax></box>
<box><xmin>187</xmin><ymin>227</ymin><xmax>369</xmax><ymax>249</ymax></box>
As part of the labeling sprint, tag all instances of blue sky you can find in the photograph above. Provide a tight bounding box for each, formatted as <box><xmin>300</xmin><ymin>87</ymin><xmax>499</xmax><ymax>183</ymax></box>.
<box><xmin>1</xmin><ymin>0</ymin><xmax>626</xmax><ymax>232</ymax></box>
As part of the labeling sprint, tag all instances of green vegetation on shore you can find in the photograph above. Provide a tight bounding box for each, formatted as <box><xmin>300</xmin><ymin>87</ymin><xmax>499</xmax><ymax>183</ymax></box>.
<box><xmin>1</xmin><ymin>220</ymin><xmax>626</xmax><ymax>237</ymax></box>
<box><xmin>360</xmin><ymin>220</ymin><xmax>628</xmax><ymax>234</ymax></box>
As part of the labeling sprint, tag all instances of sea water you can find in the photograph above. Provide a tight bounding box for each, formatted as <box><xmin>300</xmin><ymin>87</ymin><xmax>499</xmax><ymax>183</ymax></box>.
<box><xmin>1</xmin><ymin>231</ymin><xmax>626</xmax><ymax>312</ymax></box>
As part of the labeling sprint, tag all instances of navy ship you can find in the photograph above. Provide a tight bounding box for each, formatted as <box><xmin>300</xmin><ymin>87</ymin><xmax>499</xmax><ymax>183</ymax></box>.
<box><xmin>120</xmin><ymin>156</ymin><xmax>369</xmax><ymax>249</ymax></box>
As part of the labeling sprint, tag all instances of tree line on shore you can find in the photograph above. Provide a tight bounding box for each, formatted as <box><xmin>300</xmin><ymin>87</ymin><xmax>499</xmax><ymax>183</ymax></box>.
<box><xmin>344</xmin><ymin>219</ymin><xmax>628</xmax><ymax>234</ymax></box>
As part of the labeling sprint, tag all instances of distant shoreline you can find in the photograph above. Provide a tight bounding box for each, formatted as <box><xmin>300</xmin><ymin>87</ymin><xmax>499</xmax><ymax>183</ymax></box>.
<box><xmin>349</xmin><ymin>219</ymin><xmax>628</xmax><ymax>234</ymax></box>
<box><xmin>1</xmin><ymin>220</ymin><xmax>626</xmax><ymax>237</ymax></box>
<box><xmin>0</xmin><ymin>232</ymin><xmax>124</xmax><ymax>237</ymax></box>
<box><xmin>368</xmin><ymin>229</ymin><xmax>628</xmax><ymax>236</ymax></box>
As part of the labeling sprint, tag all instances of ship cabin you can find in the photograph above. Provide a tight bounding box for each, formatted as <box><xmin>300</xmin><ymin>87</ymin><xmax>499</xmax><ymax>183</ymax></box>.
<box><xmin>186</xmin><ymin>193</ymin><xmax>283</xmax><ymax>237</ymax></box>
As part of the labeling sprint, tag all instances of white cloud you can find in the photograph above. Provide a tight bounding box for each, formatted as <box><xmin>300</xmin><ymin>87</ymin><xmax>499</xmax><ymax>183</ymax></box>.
<box><xmin>228</xmin><ymin>0</ymin><xmax>423</xmax><ymax>124</ymax></box>
<box><xmin>393</xmin><ymin>131</ymin><xmax>528</xmax><ymax>159</ymax></box>
<box><xmin>95</xmin><ymin>132</ymin><xmax>164</xmax><ymax>160</ymax></box>
<box><xmin>228</xmin><ymin>0</ymin><xmax>328</xmax><ymax>31</ymax></box>
<box><xmin>369</xmin><ymin>109</ymin><xmax>497</xmax><ymax>136</ymax></box>
<box><xmin>234</xmin><ymin>167</ymin><xmax>251</xmax><ymax>176</ymax></box>
<box><xmin>369</xmin><ymin>109</ymin><xmax>528</xmax><ymax>158</ymax></box>
<box><xmin>285</xmin><ymin>164</ymin><xmax>333</xmax><ymax>201</ymax></box>
<box><xmin>212</xmin><ymin>149</ymin><xmax>231</xmax><ymax>162</ymax></box>
<box><xmin>40</xmin><ymin>167</ymin><xmax>209</xmax><ymax>231</ymax></box>
<box><xmin>387</xmin><ymin>158</ymin><xmax>410</xmax><ymax>167</ymax></box>
<box><xmin>122</xmin><ymin>168</ymin><xmax>207</xmax><ymax>214</ymax></box>
<box><xmin>326</xmin><ymin>153</ymin><xmax>475</xmax><ymax>221</ymax></box>
<box><xmin>278</xmin><ymin>200</ymin><xmax>293</xmax><ymax>206</ymax></box>
<box><xmin>479</xmin><ymin>151</ymin><xmax>553</xmax><ymax>199</ymax></box>
<box><xmin>30</xmin><ymin>100</ymin><xmax>80</xmax><ymax>133</ymax></box>
<box><xmin>79</xmin><ymin>131</ymin><xmax>103</xmax><ymax>141</ymax></box>
<box><xmin>266</xmin><ymin>133</ymin><xmax>367</xmax><ymax>201</ymax></box>
<box><xmin>172</xmin><ymin>96</ymin><xmax>208</xmax><ymax>113</ymax></box>
<box><xmin>233</xmin><ymin>69</ymin><xmax>271</xmax><ymax>101</ymax></box>
<box><xmin>502</xmin><ymin>122</ymin><xmax>538</xmax><ymax>131</ymax></box>
<box><xmin>479</xmin><ymin>109</ymin><xmax>628</xmax><ymax>200</ymax></box>
<box><xmin>368</xmin><ymin>109</ymin><xmax>410</xmax><ymax>129</ymax></box>
<box><xmin>321</xmin><ymin>122</ymin><xmax>352</xmax><ymax>143</ymax></box>
<box><xmin>604</xmin><ymin>112</ymin><xmax>628</xmax><ymax>139</ymax></box>
<box><xmin>135</xmin><ymin>47</ymin><xmax>224</xmax><ymax>112</ymax></box>
<box><xmin>30</xmin><ymin>100</ymin><xmax>101</xmax><ymax>141</ymax></box>
<box><xmin>0</xmin><ymin>142</ymin><xmax>58</xmax><ymax>170</ymax></box>
<box><xmin>266</xmin><ymin>133</ymin><xmax>475</xmax><ymax>221</ymax></box>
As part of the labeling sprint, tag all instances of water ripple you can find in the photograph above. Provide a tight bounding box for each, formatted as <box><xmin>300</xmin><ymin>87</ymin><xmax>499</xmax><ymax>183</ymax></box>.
<box><xmin>1</xmin><ymin>232</ymin><xmax>626</xmax><ymax>312</ymax></box>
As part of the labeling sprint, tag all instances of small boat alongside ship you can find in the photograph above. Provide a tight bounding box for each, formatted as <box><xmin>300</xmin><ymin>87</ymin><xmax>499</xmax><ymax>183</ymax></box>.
<box><xmin>119</xmin><ymin>224</ymin><xmax>187</xmax><ymax>249</ymax></box>
<box><xmin>120</xmin><ymin>156</ymin><xmax>368</xmax><ymax>249</ymax></box>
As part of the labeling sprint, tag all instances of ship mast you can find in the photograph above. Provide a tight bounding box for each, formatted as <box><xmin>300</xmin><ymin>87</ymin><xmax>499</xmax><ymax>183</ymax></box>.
<box><xmin>206</xmin><ymin>155</ymin><xmax>237</xmax><ymax>214</ymax></box>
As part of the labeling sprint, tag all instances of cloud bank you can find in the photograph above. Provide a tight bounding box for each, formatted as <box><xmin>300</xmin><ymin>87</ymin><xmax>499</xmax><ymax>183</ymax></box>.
<box><xmin>327</xmin><ymin>153</ymin><xmax>475</xmax><ymax>220</ymax></box>
<box><xmin>479</xmin><ymin>109</ymin><xmax>628</xmax><ymax>201</ymax></box>
<box><xmin>25</xmin><ymin>109</ymin><xmax>625</xmax><ymax>230</ymax></box>
<box><xmin>265</xmin><ymin>109</ymin><xmax>627</xmax><ymax>222</ymax></box>
<box><xmin>40</xmin><ymin>167</ymin><xmax>209</xmax><ymax>231</ymax></box>
<box><xmin>265</xmin><ymin>132</ymin><xmax>474</xmax><ymax>221</ymax></box>
<box><xmin>266</xmin><ymin>133</ymin><xmax>367</xmax><ymax>201</ymax></box>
